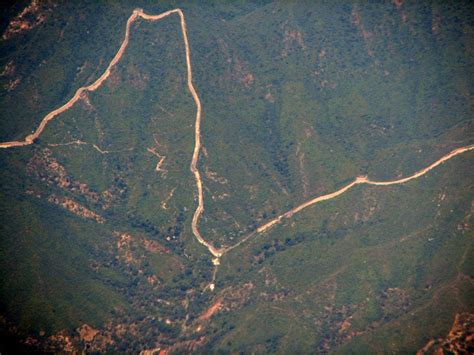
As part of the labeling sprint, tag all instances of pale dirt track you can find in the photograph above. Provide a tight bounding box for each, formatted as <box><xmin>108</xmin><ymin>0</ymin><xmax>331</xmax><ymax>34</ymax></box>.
<box><xmin>239</xmin><ymin>144</ymin><xmax>474</xmax><ymax>239</ymax></box>
<box><xmin>1</xmin><ymin>8</ymin><xmax>473</xmax><ymax>266</ymax></box>
<box><xmin>0</xmin><ymin>8</ymin><xmax>221</xmax><ymax>259</ymax></box>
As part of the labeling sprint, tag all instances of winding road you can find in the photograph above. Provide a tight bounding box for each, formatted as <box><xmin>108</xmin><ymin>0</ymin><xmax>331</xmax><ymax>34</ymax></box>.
<box><xmin>1</xmin><ymin>8</ymin><xmax>473</xmax><ymax>277</ymax></box>
<box><xmin>233</xmin><ymin>145</ymin><xmax>474</xmax><ymax>241</ymax></box>
<box><xmin>0</xmin><ymin>8</ymin><xmax>222</xmax><ymax>259</ymax></box>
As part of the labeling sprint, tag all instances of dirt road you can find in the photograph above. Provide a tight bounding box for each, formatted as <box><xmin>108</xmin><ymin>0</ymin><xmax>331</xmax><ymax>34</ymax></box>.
<box><xmin>239</xmin><ymin>145</ymin><xmax>474</xmax><ymax>238</ymax></box>
<box><xmin>0</xmin><ymin>8</ymin><xmax>221</xmax><ymax>260</ymax></box>
<box><xmin>1</xmin><ymin>7</ymin><xmax>472</xmax><ymax>273</ymax></box>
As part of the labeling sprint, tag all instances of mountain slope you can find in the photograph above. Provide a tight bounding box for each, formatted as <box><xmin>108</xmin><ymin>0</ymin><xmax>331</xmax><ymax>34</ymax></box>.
<box><xmin>0</xmin><ymin>0</ymin><xmax>473</xmax><ymax>352</ymax></box>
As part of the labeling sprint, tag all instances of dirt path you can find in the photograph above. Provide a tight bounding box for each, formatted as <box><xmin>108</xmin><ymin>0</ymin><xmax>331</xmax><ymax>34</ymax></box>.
<box><xmin>0</xmin><ymin>8</ymin><xmax>146</xmax><ymax>148</ymax></box>
<box><xmin>226</xmin><ymin>144</ymin><xmax>474</xmax><ymax>246</ymax></box>
<box><xmin>0</xmin><ymin>8</ymin><xmax>221</xmax><ymax>261</ymax></box>
<box><xmin>1</xmin><ymin>8</ymin><xmax>473</xmax><ymax>281</ymax></box>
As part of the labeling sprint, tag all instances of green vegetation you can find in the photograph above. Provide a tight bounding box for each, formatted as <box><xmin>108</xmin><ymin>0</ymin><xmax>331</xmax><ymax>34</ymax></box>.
<box><xmin>0</xmin><ymin>0</ymin><xmax>473</xmax><ymax>352</ymax></box>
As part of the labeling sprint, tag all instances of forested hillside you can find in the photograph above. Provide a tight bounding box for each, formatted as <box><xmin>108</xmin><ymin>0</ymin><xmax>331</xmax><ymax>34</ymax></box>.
<box><xmin>0</xmin><ymin>1</ymin><xmax>473</xmax><ymax>352</ymax></box>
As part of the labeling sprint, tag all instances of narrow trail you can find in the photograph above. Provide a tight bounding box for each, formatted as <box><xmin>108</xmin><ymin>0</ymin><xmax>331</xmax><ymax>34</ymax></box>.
<box><xmin>1</xmin><ymin>8</ymin><xmax>473</xmax><ymax>287</ymax></box>
<box><xmin>0</xmin><ymin>8</ymin><xmax>221</xmax><ymax>261</ymax></box>
<box><xmin>0</xmin><ymin>8</ymin><xmax>146</xmax><ymax>149</ymax></box>
<box><xmin>48</xmin><ymin>140</ymin><xmax>133</xmax><ymax>154</ymax></box>
<box><xmin>224</xmin><ymin>144</ymin><xmax>474</xmax><ymax>254</ymax></box>
<box><xmin>173</xmin><ymin>10</ymin><xmax>224</xmax><ymax>259</ymax></box>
